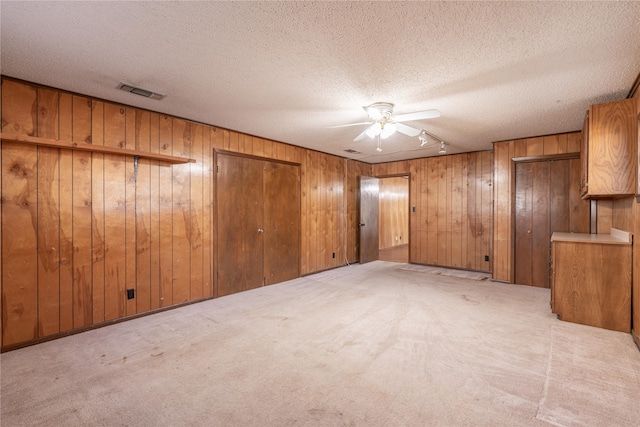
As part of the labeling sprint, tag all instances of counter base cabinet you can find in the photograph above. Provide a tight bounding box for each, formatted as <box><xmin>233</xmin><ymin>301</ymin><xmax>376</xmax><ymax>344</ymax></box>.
<box><xmin>551</xmin><ymin>241</ymin><xmax>631</xmax><ymax>333</ymax></box>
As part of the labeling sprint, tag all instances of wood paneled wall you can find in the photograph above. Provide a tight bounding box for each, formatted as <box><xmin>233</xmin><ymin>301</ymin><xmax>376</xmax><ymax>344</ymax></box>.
<box><xmin>373</xmin><ymin>151</ymin><xmax>493</xmax><ymax>272</ymax></box>
<box><xmin>612</xmin><ymin>89</ymin><xmax>640</xmax><ymax>341</ymax></box>
<box><xmin>378</xmin><ymin>177</ymin><xmax>409</xmax><ymax>249</ymax></box>
<box><xmin>0</xmin><ymin>77</ymin><xmax>356</xmax><ymax>349</ymax></box>
<box><xmin>492</xmin><ymin>132</ymin><xmax>582</xmax><ymax>282</ymax></box>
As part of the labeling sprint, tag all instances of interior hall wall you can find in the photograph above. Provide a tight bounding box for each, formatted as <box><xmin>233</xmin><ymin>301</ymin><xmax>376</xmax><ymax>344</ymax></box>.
<box><xmin>373</xmin><ymin>151</ymin><xmax>492</xmax><ymax>272</ymax></box>
<box><xmin>378</xmin><ymin>177</ymin><xmax>409</xmax><ymax>249</ymax></box>
<box><xmin>492</xmin><ymin>132</ymin><xmax>582</xmax><ymax>282</ymax></box>
<box><xmin>0</xmin><ymin>77</ymin><xmax>355</xmax><ymax>349</ymax></box>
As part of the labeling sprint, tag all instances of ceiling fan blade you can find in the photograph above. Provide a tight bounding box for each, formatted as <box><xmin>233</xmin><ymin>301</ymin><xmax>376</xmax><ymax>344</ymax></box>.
<box><xmin>354</xmin><ymin>126</ymin><xmax>372</xmax><ymax>142</ymax></box>
<box><xmin>394</xmin><ymin>109</ymin><xmax>441</xmax><ymax>122</ymax></box>
<box><xmin>327</xmin><ymin>121</ymin><xmax>372</xmax><ymax>129</ymax></box>
<box><xmin>395</xmin><ymin>123</ymin><xmax>421</xmax><ymax>137</ymax></box>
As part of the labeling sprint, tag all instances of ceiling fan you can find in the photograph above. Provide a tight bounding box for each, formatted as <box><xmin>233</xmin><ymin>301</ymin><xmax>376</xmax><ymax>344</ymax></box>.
<box><xmin>335</xmin><ymin>102</ymin><xmax>441</xmax><ymax>144</ymax></box>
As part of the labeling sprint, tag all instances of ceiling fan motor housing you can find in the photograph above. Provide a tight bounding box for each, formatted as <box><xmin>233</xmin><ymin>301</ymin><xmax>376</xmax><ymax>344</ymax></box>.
<box><xmin>366</xmin><ymin>102</ymin><xmax>395</xmax><ymax>121</ymax></box>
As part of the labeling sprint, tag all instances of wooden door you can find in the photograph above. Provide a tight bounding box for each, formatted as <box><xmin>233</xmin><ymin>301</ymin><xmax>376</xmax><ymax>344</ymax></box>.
<box><xmin>515</xmin><ymin>158</ymin><xmax>589</xmax><ymax>287</ymax></box>
<box><xmin>359</xmin><ymin>176</ymin><xmax>380</xmax><ymax>264</ymax></box>
<box><xmin>217</xmin><ymin>154</ymin><xmax>264</xmax><ymax>296</ymax></box>
<box><xmin>263</xmin><ymin>161</ymin><xmax>300</xmax><ymax>285</ymax></box>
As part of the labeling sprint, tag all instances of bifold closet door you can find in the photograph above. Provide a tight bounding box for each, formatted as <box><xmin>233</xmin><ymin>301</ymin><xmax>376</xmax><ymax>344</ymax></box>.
<box><xmin>217</xmin><ymin>155</ymin><xmax>264</xmax><ymax>296</ymax></box>
<box><xmin>514</xmin><ymin>158</ymin><xmax>588</xmax><ymax>288</ymax></box>
<box><xmin>263</xmin><ymin>161</ymin><xmax>300</xmax><ymax>285</ymax></box>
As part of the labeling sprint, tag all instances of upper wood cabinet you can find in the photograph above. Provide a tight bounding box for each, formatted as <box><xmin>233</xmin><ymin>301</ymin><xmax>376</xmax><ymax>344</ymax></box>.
<box><xmin>580</xmin><ymin>97</ymin><xmax>638</xmax><ymax>199</ymax></box>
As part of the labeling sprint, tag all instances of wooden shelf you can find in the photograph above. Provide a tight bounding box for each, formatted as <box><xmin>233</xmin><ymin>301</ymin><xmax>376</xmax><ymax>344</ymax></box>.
<box><xmin>0</xmin><ymin>133</ymin><xmax>196</xmax><ymax>164</ymax></box>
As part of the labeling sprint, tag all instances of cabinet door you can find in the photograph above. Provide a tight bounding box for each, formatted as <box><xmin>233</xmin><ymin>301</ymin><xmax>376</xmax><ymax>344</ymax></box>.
<box><xmin>586</xmin><ymin>98</ymin><xmax>637</xmax><ymax>197</ymax></box>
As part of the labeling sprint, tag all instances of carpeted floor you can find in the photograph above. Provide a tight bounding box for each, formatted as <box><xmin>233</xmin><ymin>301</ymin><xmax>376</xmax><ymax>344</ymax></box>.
<box><xmin>2</xmin><ymin>261</ymin><xmax>639</xmax><ymax>426</ymax></box>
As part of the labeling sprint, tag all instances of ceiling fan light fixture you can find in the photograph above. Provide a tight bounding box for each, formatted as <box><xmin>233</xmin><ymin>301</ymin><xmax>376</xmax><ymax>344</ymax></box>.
<box><xmin>366</xmin><ymin>122</ymin><xmax>382</xmax><ymax>138</ymax></box>
<box><xmin>380</xmin><ymin>123</ymin><xmax>396</xmax><ymax>139</ymax></box>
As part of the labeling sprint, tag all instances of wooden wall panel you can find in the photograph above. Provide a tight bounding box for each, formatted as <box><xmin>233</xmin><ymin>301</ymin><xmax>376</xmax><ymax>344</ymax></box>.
<box><xmin>58</xmin><ymin>93</ymin><xmax>74</xmax><ymax>333</ymax></box>
<box><xmin>158</xmin><ymin>115</ymin><xmax>173</xmax><ymax>307</ymax></box>
<box><xmin>125</xmin><ymin>109</ymin><xmax>137</xmax><ymax>316</ymax></box>
<box><xmin>135</xmin><ymin>111</ymin><xmax>152</xmax><ymax>314</ymax></box>
<box><xmin>72</xmin><ymin>96</ymin><xmax>93</xmax><ymax>328</ymax></box>
<box><xmin>1</xmin><ymin>79</ymin><xmax>38</xmax><ymax>346</ymax></box>
<box><xmin>171</xmin><ymin>120</ymin><xmax>191</xmax><ymax>304</ymax></box>
<box><xmin>373</xmin><ymin>152</ymin><xmax>492</xmax><ymax>272</ymax></box>
<box><xmin>0</xmin><ymin>77</ymin><xmax>353</xmax><ymax>349</ymax></box>
<box><xmin>36</xmin><ymin>88</ymin><xmax>61</xmax><ymax>337</ymax></box>
<box><xmin>91</xmin><ymin>100</ymin><xmax>106</xmax><ymax>323</ymax></box>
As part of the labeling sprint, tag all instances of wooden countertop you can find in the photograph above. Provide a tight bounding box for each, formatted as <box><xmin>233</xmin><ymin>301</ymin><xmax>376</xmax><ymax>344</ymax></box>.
<box><xmin>551</xmin><ymin>228</ymin><xmax>631</xmax><ymax>245</ymax></box>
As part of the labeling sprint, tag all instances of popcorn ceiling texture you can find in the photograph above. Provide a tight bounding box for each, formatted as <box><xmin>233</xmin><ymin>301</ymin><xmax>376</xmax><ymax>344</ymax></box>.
<box><xmin>1</xmin><ymin>1</ymin><xmax>639</xmax><ymax>163</ymax></box>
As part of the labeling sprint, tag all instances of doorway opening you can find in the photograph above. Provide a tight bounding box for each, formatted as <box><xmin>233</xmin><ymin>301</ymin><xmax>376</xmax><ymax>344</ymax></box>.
<box><xmin>378</xmin><ymin>176</ymin><xmax>409</xmax><ymax>263</ymax></box>
<box><xmin>359</xmin><ymin>175</ymin><xmax>409</xmax><ymax>264</ymax></box>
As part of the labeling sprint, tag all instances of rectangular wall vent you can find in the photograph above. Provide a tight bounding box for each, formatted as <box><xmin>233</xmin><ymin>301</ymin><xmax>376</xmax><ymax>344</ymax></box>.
<box><xmin>117</xmin><ymin>83</ymin><xmax>165</xmax><ymax>100</ymax></box>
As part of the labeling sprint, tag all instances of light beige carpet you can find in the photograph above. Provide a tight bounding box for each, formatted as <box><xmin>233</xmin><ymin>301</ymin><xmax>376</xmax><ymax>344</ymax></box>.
<box><xmin>2</xmin><ymin>261</ymin><xmax>639</xmax><ymax>426</ymax></box>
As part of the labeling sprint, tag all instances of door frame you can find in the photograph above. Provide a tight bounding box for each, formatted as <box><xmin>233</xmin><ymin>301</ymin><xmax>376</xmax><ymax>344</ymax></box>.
<box><xmin>368</xmin><ymin>173</ymin><xmax>411</xmax><ymax>263</ymax></box>
<box><xmin>213</xmin><ymin>149</ymin><xmax>301</xmax><ymax>297</ymax></box>
<box><xmin>510</xmin><ymin>152</ymin><xmax>581</xmax><ymax>284</ymax></box>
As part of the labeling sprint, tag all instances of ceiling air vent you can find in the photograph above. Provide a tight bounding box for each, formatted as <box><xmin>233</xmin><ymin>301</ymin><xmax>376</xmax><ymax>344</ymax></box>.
<box><xmin>117</xmin><ymin>83</ymin><xmax>165</xmax><ymax>100</ymax></box>
<box><xmin>344</xmin><ymin>149</ymin><xmax>361</xmax><ymax>154</ymax></box>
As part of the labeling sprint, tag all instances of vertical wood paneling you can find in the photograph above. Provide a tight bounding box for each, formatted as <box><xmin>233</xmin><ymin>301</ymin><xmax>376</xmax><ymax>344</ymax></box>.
<box><xmin>480</xmin><ymin>151</ymin><xmax>492</xmax><ymax>271</ymax></box>
<box><xmin>466</xmin><ymin>154</ymin><xmax>478</xmax><ymax>269</ymax></box>
<box><xmin>91</xmin><ymin>100</ymin><xmax>106</xmax><ymax>323</ymax></box>
<box><xmin>158</xmin><ymin>115</ymin><xmax>173</xmax><ymax>307</ymax></box>
<box><xmin>149</xmin><ymin>113</ymin><xmax>161</xmax><ymax>309</ymax></box>
<box><xmin>375</xmin><ymin>152</ymin><xmax>492</xmax><ymax>272</ymax></box>
<box><xmin>426</xmin><ymin>158</ymin><xmax>438</xmax><ymax>265</ymax></box>
<box><xmin>202</xmin><ymin>127</ymin><xmax>213</xmax><ymax>298</ymax></box>
<box><xmin>172</xmin><ymin>120</ymin><xmax>191</xmax><ymax>304</ymax></box>
<box><xmin>1</xmin><ymin>79</ymin><xmax>38</xmax><ymax>346</ymax></box>
<box><xmin>125</xmin><ymin>108</ymin><xmax>137</xmax><ymax>316</ymax></box>
<box><xmin>1</xmin><ymin>78</ymin><xmax>366</xmax><ymax>348</ymax></box>
<box><xmin>36</xmin><ymin>88</ymin><xmax>61</xmax><ymax>337</ymax></box>
<box><xmin>58</xmin><ymin>93</ymin><xmax>74</xmax><ymax>333</ymax></box>
<box><xmin>103</xmin><ymin>104</ymin><xmax>126</xmax><ymax>321</ymax></box>
<box><xmin>450</xmin><ymin>156</ymin><xmax>462</xmax><ymax>267</ymax></box>
<box><xmin>189</xmin><ymin>125</ymin><xmax>204</xmax><ymax>300</ymax></box>
<box><xmin>135</xmin><ymin>110</ymin><xmax>152</xmax><ymax>314</ymax></box>
<box><xmin>408</xmin><ymin>160</ymin><xmax>418</xmax><ymax>262</ymax></box>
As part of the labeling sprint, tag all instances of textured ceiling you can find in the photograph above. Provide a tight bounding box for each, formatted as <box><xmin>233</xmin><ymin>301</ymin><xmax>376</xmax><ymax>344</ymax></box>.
<box><xmin>1</xmin><ymin>1</ymin><xmax>639</xmax><ymax>163</ymax></box>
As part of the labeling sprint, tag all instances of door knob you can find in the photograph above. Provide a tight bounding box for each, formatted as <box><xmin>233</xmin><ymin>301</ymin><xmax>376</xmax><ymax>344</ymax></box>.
<box><xmin>527</xmin><ymin>230</ymin><xmax>532</xmax><ymax>234</ymax></box>
<box><xmin>258</xmin><ymin>228</ymin><xmax>264</xmax><ymax>233</ymax></box>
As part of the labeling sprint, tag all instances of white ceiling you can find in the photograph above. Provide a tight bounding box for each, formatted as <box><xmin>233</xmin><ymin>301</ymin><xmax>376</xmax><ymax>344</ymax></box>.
<box><xmin>2</xmin><ymin>1</ymin><xmax>639</xmax><ymax>163</ymax></box>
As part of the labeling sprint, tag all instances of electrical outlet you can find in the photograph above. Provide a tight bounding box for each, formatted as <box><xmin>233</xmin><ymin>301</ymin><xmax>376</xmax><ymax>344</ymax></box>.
<box><xmin>332</xmin><ymin>252</ymin><xmax>336</xmax><ymax>258</ymax></box>
<box><xmin>127</xmin><ymin>289</ymin><xmax>135</xmax><ymax>300</ymax></box>
<box><xmin>484</xmin><ymin>255</ymin><xmax>490</xmax><ymax>262</ymax></box>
